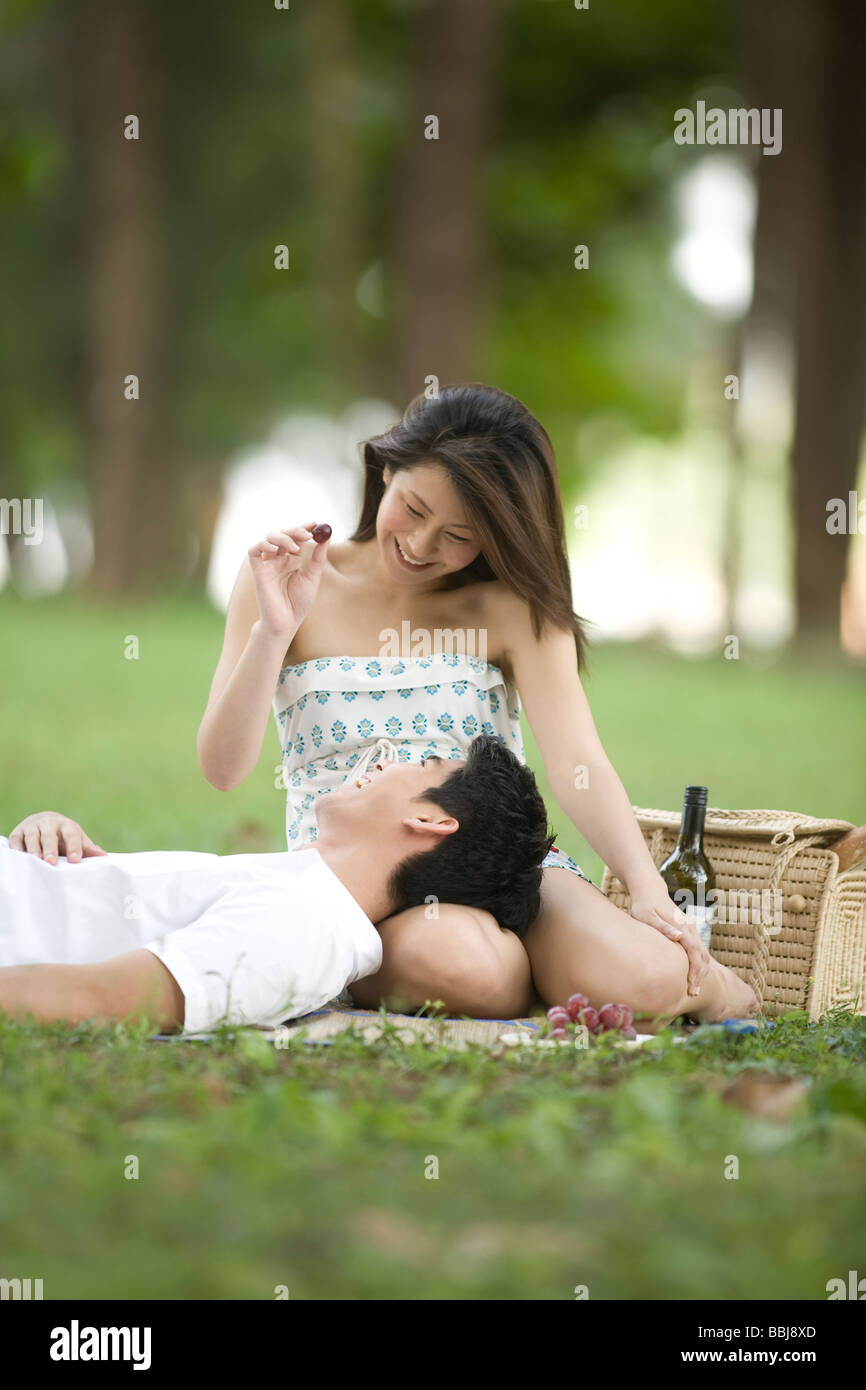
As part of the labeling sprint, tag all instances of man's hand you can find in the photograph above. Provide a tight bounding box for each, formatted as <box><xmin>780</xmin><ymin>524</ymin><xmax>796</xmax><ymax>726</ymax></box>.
<box><xmin>8</xmin><ymin>812</ymin><xmax>107</xmax><ymax>864</ymax></box>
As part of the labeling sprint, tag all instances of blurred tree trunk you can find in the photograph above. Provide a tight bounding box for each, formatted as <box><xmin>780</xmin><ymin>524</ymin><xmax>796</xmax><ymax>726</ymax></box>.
<box><xmin>719</xmin><ymin>320</ymin><xmax>744</xmax><ymax>637</ymax></box>
<box><xmin>301</xmin><ymin>0</ymin><xmax>364</xmax><ymax>398</ymax></box>
<box><xmin>77</xmin><ymin>0</ymin><xmax>186</xmax><ymax>591</ymax></box>
<box><xmin>735</xmin><ymin>0</ymin><xmax>800</xmax><ymax>636</ymax></box>
<box><xmin>392</xmin><ymin>0</ymin><xmax>504</xmax><ymax>404</ymax></box>
<box><xmin>750</xmin><ymin>0</ymin><xmax>866</xmax><ymax>635</ymax></box>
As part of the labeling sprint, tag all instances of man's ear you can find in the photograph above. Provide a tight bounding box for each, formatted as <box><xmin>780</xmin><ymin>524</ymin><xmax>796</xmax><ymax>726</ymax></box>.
<box><xmin>402</xmin><ymin>812</ymin><xmax>459</xmax><ymax>839</ymax></box>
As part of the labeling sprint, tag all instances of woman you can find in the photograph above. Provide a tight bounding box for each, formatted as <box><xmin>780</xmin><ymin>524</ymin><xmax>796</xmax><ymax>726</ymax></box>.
<box><xmin>198</xmin><ymin>384</ymin><xmax>758</xmax><ymax>1025</ymax></box>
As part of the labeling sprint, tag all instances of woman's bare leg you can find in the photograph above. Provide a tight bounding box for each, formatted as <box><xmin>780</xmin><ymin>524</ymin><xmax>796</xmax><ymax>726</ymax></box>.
<box><xmin>348</xmin><ymin>903</ymin><xmax>534</xmax><ymax>1018</ymax></box>
<box><xmin>350</xmin><ymin>870</ymin><xmax>759</xmax><ymax>1026</ymax></box>
<box><xmin>524</xmin><ymin>867</ymin><xmax>759</xmax><ymax>1028</ymax></box>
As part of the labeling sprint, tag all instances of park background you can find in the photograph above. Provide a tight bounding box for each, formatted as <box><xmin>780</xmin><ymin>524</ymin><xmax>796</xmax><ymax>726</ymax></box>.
<box><xmin>2</xmin><ymin>0</ymin><xmax>864</xmax><ymax>872</ymax></box>
<box><xmin>1</xmin><ymin>0</ymin><xmax>865</xmax><ymax>1303</ymax></box>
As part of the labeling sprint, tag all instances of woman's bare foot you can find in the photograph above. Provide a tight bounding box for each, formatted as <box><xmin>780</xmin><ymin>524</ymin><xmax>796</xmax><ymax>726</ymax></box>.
<box><xmin>686</xmin><ymin>958</ymin><xmax>760</xmax><ymax>1024</ymax></box>
<box><xmin>634</xmin><ymin>958</ymin><xmax>760</xmax><ymax>1033</ymax></box>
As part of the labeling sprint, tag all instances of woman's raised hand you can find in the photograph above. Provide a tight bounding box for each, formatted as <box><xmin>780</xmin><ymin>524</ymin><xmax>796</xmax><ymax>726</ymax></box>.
<box><xmin>247</xmin><ymin>521</ymin><xmax>331</xmax><ymax>639</ymax></box>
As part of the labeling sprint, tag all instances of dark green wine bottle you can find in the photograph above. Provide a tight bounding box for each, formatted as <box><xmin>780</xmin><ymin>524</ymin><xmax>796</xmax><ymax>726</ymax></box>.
<box><xmin>658</xmin><ymin>785</ymin><xmax>717</xmax><ymax>947</ymax></box>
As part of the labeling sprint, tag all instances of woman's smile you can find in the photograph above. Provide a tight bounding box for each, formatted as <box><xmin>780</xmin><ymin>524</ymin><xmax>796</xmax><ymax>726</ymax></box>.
<box><xmin>393</xmin><ymin>535</ymin><xmax>436</xmax><ymax>571</ymax></box>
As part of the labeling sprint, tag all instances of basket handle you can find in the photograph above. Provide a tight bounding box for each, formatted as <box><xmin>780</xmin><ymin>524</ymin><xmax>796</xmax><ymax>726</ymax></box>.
<box><xmin>829</xmin><ymin>822</ymin><xmax>866</xmax><ymax>872</ymax></box>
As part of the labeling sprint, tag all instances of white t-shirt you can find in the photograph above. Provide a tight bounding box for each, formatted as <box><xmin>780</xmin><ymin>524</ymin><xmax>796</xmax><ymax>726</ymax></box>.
<box><xmin>0</xmin><ymin>837</ymin><xmax>382</xmax><ymax>1034</ymax></box>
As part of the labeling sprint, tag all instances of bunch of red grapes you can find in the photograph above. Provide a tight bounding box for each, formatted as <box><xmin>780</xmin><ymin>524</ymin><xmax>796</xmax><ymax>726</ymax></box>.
<box><xmin>545</xmin><ymin>994</ymin><xmax>637</xmax><ymax>1041</ymax></box>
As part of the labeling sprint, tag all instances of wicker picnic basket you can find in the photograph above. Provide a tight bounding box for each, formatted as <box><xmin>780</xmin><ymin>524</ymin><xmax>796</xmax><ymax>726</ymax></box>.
<box><xmin>600</xmin><ymin>808</ymin><xmax>866</xmax><ymax>1020</ymax></box>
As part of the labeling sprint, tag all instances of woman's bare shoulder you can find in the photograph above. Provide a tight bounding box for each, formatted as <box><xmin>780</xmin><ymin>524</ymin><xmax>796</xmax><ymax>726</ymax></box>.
<box><xmin>458</xmin><ymin>580</ymin><xmax>533</xmax><ymax>672</ymax></box>
<box><xmin>481</xmin><ymin>579</ymin><xmax>532</xmax><ymax>631</ymax></box>
<box><xmin>322</xmin><ymin>538</ymin><xmax>358</xmax><ymax>572</ymax></box>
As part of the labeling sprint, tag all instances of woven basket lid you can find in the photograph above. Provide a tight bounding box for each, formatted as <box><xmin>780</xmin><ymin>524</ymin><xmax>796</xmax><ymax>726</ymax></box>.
<box><xmin>632</xmin><ymin>806</ymin><xmax>855</xmax><ymax>844</ymax></box>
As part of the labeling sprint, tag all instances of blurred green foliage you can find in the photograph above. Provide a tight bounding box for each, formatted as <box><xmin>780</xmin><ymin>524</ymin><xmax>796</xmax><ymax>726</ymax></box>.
<box><xmin>0</xmin><ymin>0</ymin><xmax>739</xmax><ymax>505</ymax></box>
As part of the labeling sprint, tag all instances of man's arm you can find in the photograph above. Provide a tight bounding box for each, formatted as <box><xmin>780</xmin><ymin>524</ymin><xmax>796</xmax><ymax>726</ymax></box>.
<box><xmin>0</xmin><ymin>951</ymin><xmax>184</xmax><ymax>1032</ymax></box>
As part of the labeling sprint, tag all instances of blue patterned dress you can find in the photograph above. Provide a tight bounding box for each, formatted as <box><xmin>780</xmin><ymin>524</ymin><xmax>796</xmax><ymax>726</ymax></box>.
<box><xmin>272</xmin><ymin>653</ymin><xmax>592</xmax><ymax>884</ymax></box>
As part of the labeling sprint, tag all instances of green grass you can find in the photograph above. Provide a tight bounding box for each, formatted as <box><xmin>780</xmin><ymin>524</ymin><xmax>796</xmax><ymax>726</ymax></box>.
<box><xmin>1</xmin><ymin>593</ymin><xmax>864</xmax><ymax>1299</ymax></box>
<box><xmin>1</xmin><ymin>1009</ymin><xmax>864</xmax><ymax>1299</ymax></box>
<box><xmin>0</xmin><ymin>593</ymin><xmax>289</xmax><ymax>855</ymax></box>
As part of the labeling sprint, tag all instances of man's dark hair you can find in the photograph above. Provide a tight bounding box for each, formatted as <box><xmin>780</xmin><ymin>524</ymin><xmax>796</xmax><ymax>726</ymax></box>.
<box><xmin>388</xmin><ymin>736</ymin><xmax>555</xmax><ymax>939</ymax></box>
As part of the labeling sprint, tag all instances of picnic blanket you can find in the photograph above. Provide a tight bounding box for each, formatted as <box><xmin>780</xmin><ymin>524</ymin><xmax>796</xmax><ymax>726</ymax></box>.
<box><xmin>254</xmin><ymin>1001</ymin><xmax>677</xmax><ymax>1050</ymax></box>
<box><xmin>155</xmin><ymin>1000</ymin><xmax>762</xmax><ymax>1047</ymax></box>
<box><xmin>260</xmin><ymin>1000</ymin><xmax>552</xmax><ymax>1049</ymax></box>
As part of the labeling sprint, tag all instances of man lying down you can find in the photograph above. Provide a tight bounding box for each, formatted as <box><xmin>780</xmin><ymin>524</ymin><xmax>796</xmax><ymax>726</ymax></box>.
<box><xmin>0</xmin><ymin>736</ymin><xmax>553</xmax><ymax>1035</ymax></box>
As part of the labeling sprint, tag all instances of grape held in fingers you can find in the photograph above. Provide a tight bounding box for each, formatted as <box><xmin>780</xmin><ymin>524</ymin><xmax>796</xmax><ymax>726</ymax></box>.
<box><xmin>311</xmin><ymin>524</ymin><xmax>332</xmax><ymax>543</ymax></box>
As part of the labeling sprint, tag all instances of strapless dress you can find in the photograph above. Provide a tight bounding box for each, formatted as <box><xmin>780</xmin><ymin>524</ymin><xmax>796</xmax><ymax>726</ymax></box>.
<box><xmin>272</xmin><ymin>652</ymin><xmax>592</xmax><ymax>884</ymax></box>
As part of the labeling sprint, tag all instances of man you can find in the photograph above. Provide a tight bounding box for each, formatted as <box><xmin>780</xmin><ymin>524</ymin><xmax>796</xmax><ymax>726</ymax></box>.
<box><xmin>0</xmin><ymin>736</ymin><xmax>553</xmax><ymax>1034</ymax></box>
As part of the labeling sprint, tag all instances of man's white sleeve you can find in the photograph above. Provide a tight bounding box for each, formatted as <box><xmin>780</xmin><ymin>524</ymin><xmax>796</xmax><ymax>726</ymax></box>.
<box><xmin>142</xmin><ymin>881</ymin><xmax>382</xmax><ymax>1034</ymax></box>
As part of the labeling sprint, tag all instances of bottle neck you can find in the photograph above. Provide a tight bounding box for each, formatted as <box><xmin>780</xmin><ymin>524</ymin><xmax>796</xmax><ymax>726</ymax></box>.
<box><xmin>678</xmin><ymin>801</ymin><xmax>706</xmax><ymax>851</ymax></box>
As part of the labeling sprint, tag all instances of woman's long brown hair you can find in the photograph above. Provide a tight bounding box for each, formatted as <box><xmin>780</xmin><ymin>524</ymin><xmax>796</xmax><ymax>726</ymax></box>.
<box><xmin>350</xmin><ymin>383</ymin><xmax>591</xmax><ymax>671</ymax></box>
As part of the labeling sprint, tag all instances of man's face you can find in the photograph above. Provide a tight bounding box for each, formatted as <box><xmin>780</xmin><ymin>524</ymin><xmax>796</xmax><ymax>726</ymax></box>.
<box><xmin>316</xmin><ymin>756</ymin><xmax>463</xmax><ymax>836</ymax></box>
